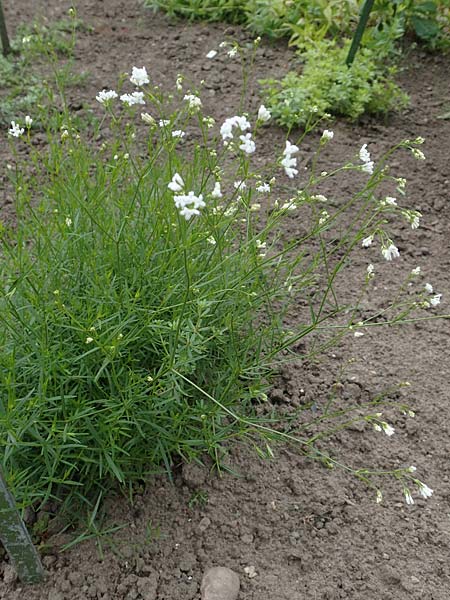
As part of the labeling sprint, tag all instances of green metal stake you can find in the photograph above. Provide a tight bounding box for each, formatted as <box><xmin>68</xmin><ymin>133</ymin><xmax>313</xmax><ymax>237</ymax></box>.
<box><xmin>346</xmin><ymin>0</ymin><xmax>375</xmax><ymax>66</ymax></box>
<box><xmin>0</xmin><ymin>467</ymin><xmax>44</xmax><ymax>584</ymax></box>
<box><xmin>0</xmin><ymin>0</ymin><xmax>11</xmax><ymax>57</ymax></box>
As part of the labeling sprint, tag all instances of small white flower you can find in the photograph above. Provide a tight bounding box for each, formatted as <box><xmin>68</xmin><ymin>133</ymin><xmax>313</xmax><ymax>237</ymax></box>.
<box><xmin>130</xmin><ymin>66</ymin><xmax>149</xmax><ymax>87</ymax></box>
<box><xmin>256</xmin><ymin>239</ymin><xmax>266</xmax><ymax>249</ymax></box>
<box><xmin>211</xmin><ymin>181</ymin><xmax>222</xmax><ymax>198</ymax></box>
<box><xmin>373</xmin><ymin>423</ymin><xmax>382</xmax><ymax>432</ymax></box>
<box><xmin>159</xmin><ymin>119</ymin><xmax>170</xmax><ymax>127</ymax></box>
<box><xmin>172</xmin><ymin>130</ymin><xmax>185</xmax><ymax>138</ymax></box>
<box><xmin>8</xmin><ymin>121</ymin><xmax>24</xmax><ymax>137</ymax></box>
<box><xmin>359</xmin><ymin>143</ymin><xmax>374</xmax><ymax>174</ymax></box>
<box><xmin>318</xmin><ymin>210</ymin><xmax>329</xmax><ymax>225</ymax></box>
<box><xmin>206</xmin><ymin>50</ymin><xmax>217</xmax><ymax>59</ymax></box>
<box><xmin>404</xmin><ymin>488</ymin><xmax>414</xmax><ymax>505</ymax></box>
<box><xmin>361</xmin><ymin>161</ymin><xmax>374</xmax><ymax>174</ymax></box>
<box><xmin>25</xmin><ymin>115</ymin><xmax>33</xmax><ymax>127</ymax></box>
<box><xmin>354</xmin><ymin>331</ymin><xmax>365</xmax><ymax>338</ymax></box>
<box><xmin>61</xmin><ymin>129</ymin><xmax>69</xmax><ymax>141</ymax></box>
<box><xmin>184</xmin><ymin>94</ymin><xmax>202</xmax><ymax>110</ymax></box>
<box><xmin>96</xmin><ymin>89</ymin><xmax>118</xmax><ymax>104</ymax></box>
<box><xmin>384</xmin><ymin>196</ymin><xmax>397</xmax><ymax>206</ymax></box>
<box><xmin>228</xmin><ymin>47</ymin><xmax>238</xmax><ymax>58</ymax></box>
<box><xmin>85</xmin><ymin>337</ymin><xmax>94</xmax><ymax>344</ymax></box>
<box><xmin>202</xmin><ymin>116</ymin><xmax>215</xmax><ymax>128</ymax></box>
<box><xmin>168</xmin><ymin>173</ymin><xmax>185</xmax><ymax>192</ymax></box>
<box><xmin>367</xmin><ymin>263</ymin><xmax>375</xmax><ymax>276</ymax></box>
<box><xmin>284</xmin><ymin>140</ymin><xmax>299</xmax><ymax>156</ymax></box>
<box><xmin>411</xmin><ymin>148</ymin><xmax>425</xmax><ymax>160</ymax></box>
<box><xmin>361</xmin><ymin>235</ymin><xmax>373</xmax><ymax>248</ymax></box>
<box><xmin>381</xmin><ymin>422</ymin><xmax>395</xmax><ymax>436</ymax></box>
<box><xmin>239</xmin><ymin>133</ymin><xmax>256</xmax><ymax>154</ymax></box>
<box><xmin>141</xmin><ymin>112</ymin><xmax>155</xmax><ymax>125</ymax></box>
<box><xmin>234</xmin><ymin>180</ymin><xmax>246</xmax><ymax>190</ymax></box>
<box><xmin>424</xmin><ymin>283</ymin><xmax>433</xmax><ymax>294</ymax></box>
<box><xmin>65</xmin><ymin>217</ymin><xmax>72</xmax><ymax>227</ymax></box>
<box><xmin>174</xmin><ymin>191</ymin><xmax>205</xmax><ymax>220</ymax></box>
<box><xmin>418</xmin><ymin>482</ymin><xmax>433</xmax><ymax>499</ymax></box>
<box><xmin>382</xmin><ymin>243</ymin><xmax>400</xmax><ymax>261</ymax></box>
<box><xmin>282</xmin><ymin>164</ymin><xmax>298</xmax><ymax>179</ymax></box>
<box><xmin>256</xmin><ymin>183</ymin><xmax>270</xmax><ymax>193</ymax></box>
<box><xmin>220</xmin><ymin>115</ymin><xmax>251</xmax><ymax>141</ymax></box>
<box><xmin>411</xmin><ymin>266</ymin><xmax>421</xmax><ymax>276</ymax></box>
<box><xmin>430</xmin><ymin>294</ymin><xmax>442</xmax><ymax>307</ymax></box>
<box><xmin>281</xmin><ymin>147</ymin><xmax>298</xmax><ymax>178</ymax></box>
<box><xmin>257</xmin><ymin>105</ymin><xmax>271</xmax><ymax>122</ymax></box>
<box><xmin>408</xmin><ymin>465</ymin><xmax>417</xmax><ymax>472</ymax></box>
<box><xmin>376</xmin><ymin>490</ymin><xmax>383</xmax><ymax>504</ymax></box>
<box><xmin>321</xmin><ymin>129</ymin><xmax>334</xmax><ymax>141</ymax></box>
<box><xmin>120</xmin><ymin>92</ymin><xmax>145</xmax><ymax>106</ymax></box>
<box><xmin>250</xmin><ymin>203</ymin><xmax>261</xmax><ymax>212</ymax></box>
<box><xmin>409</xmin><ymin>213</ymin><xmax>421</xmax><ymax>229</ymax></box>
<box><xmin>312</xmin><ymin>194</ymin><xmax>327</xmax><ymax>203</ymax></box>
<box><xmin>281</xmin><ymin>202</ymin><xmax>297</xmax><ymax>211</ymax></box>
<box><xmin>359</xmin><ymin>143</ymin><xmax>371</xmax><ymax>163</ymax></box>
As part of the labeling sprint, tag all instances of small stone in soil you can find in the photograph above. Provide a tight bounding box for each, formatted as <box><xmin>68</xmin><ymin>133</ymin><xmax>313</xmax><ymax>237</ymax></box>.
<box><xmin>2</xmin><ymin>564</ymin><xmax>17</xmax><ymax>585</ymax></box>
<box><xmin>243</xmin><ymin>565</ymin><xmax>257</xmax><ymax>579</ymax></box>
<box><xmin>201</xmin><ymin>566</ymin><xmax>240</xmax><ymax>600</ymax></box>
<box><xmin>198</xmin><ymin>516</ymin><xmax>211</xmax><ymax>532</ymax></box>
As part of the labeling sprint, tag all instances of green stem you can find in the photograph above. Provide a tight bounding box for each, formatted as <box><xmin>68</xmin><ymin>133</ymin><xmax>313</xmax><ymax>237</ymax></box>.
<box><xmin>0</xmin><ymin>468</ymin><xmax>44</xmax><ymax>584</ymax></box>
<box><xmin>346</xmin><ymin>0</ymin><xmax>375</xmax><ymax>66</ymax></box>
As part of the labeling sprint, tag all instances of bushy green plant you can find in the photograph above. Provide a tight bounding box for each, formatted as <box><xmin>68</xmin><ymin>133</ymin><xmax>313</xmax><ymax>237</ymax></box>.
<box><xmin>146</xmin><ymin>0</ymin><xmax>247</xmax><ymax>22</ymax></box>
<box><xmin>2</xmin><ymin>55</ymin><xmax>440</xmax><ymax>516</ymax></box>
<box><xmin>261</xmin><ymin>39</ymin><xmax>409</xmax><ymax>128</ymax></box>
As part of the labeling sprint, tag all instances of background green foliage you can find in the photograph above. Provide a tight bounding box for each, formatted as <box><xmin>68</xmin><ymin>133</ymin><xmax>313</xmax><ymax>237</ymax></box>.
<box><xmin>261</xmin><ymin>40</ymin><xmax>409</xmax><ymax>128</ymax></box>
<box><xmin>147</xmin><ymin>0</ymin><xmax>449</xmax><ymax>126</ymax></box>
<box><xmin>0</xmin><ymin>18</ymin><xmax>87</xmax><ymax>125</ymax></box>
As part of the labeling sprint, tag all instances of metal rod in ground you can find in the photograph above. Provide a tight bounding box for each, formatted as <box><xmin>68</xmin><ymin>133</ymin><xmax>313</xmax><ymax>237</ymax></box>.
<box><xmin>0</xmin><ymin>0</ymin><xmax>11</xmax><ymax>56</ymax></box>
<box><xmin>0</xmin><ymin>467</ymin><xmax>44</xmax><ymax>584</ymax></box>
<box><xmin>346</xmin><ymin>0</ymin><xmax>375</xmax><ymax>66</ymax></box>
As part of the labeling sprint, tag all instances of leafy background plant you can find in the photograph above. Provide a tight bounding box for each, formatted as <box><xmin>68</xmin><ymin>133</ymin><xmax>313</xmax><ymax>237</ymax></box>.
<box><xmin>0</xmin><ymin>17</ymin><xmax>88</xmax><ymax>126</ymax></box>
<box><xmin>147</xmin><ymin>0</ymin><xmax>450</xmax><ymax>126</ymax></box>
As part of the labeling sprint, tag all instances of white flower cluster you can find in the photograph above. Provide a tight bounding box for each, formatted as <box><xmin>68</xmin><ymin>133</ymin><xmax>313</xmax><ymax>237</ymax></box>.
<box><xmin>321</xmin><ymin>129</ymin><xmax>334</xmax><ymax>142</ymax></box>
<box><xmin>359</xmin><ymin>143</ymin><xmax>374</xmax><ymax>174</ymax></box>
<box><xmin>423</xmin><ymin>282</ymin><xmax>442</xmax><ymax>308</ymax></box>
<box><xmin>220</xmin><ymin>115</ymin><xmax>256</xmax><ymax>154</ymax></box>
<box><xmin>8</xmin><ymin>121</ymin><xmax>25</xmax><ymax>137</ymax></box>
<box><xmin>168</xmin><ymin>173</ymin><xmax>205</xmax><ymax>220</ymax></box>
<box><xmin>372</xmin><ymin>414</ymin><xmax>395</xmax><ymax>436</ymax></box>
<box><xmin>96</xmin><ymin>89</ymin><xmax>118</xmax><ymax>104</ymax></box>
<box><xmin>257</xmin><ymin>105</ymin><xmax>271</xmax><ymax>123</ymax></box>
<box><xmin>96</xmin><ymin>66</ymin><xmax>149</xmax><ymax>108</ymax></box>
<box><xmin>130</xmin><ymin>66</ymin><xmax>150</xmax><ymax>87</ymax></box>
<box><xmin>381</xmin><ymin>243</ymin><xmax>400</xmax><ymax>261</ymax></box>
<box><xmin>120</xmin><ymin>91</ymin><xmax>145</xmax><ymax>106</ymax></box>
<box><xmin>281</xmin><ymin>140</ymin><xmax>299</xmax><ymax>179</ymax></box>
<box><xmin>184</xmin><ymin>94</ymin><xmax>202</xmax><ymax>110</ymax></box>
<box><xmin>404</xmin><ymin>479</ymin><xmax>433</xmax><ymax>505</ymax></box>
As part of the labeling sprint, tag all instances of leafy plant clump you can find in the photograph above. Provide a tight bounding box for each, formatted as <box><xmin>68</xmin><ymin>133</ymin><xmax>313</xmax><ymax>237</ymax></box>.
<box><xmin>261</xmin><ymin>40</ymin><xmax>409</xmax><ymax>128</ymax></box>
<box><xmin>0</xmin><ymin>16</ymin><xmax>87</xmax><ymax>125</ymax></box>
<box><xmin>2</xmin><ymin>55</ymin><xmax>440</xmax><ymax>518</ymax></box>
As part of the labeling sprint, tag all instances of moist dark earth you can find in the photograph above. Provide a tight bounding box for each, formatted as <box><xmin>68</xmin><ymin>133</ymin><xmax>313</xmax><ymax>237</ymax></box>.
<box><xmin>1</xmin><ymin>1</ymin><xmax>450</xmax><ymax>599</ymax></box>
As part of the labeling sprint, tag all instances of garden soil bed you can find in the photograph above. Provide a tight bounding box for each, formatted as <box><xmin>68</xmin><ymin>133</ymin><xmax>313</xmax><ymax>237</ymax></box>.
<box><xmin>1</xmin><ymin>1</ymin><xmax>450</xmax><ymax>599</ymax></box>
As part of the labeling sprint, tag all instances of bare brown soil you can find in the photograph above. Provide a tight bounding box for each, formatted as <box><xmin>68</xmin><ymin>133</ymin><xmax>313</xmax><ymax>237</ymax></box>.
<box><xmin>1</xmin><ymin>1</ymin><xmax>450</xmax><ymax>599</ymax></box>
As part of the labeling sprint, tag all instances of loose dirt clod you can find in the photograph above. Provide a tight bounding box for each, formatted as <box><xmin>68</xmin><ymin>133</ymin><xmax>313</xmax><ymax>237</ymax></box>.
<box><xmin>201</xmin><ymin>566</ymin><xmax>240</xmax><ymax>600</ymax></box>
